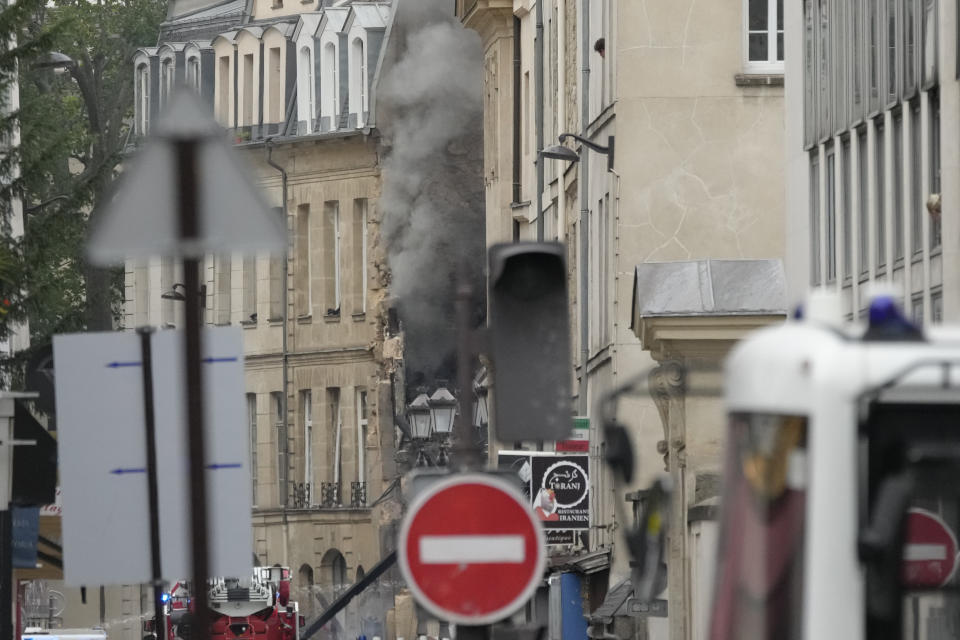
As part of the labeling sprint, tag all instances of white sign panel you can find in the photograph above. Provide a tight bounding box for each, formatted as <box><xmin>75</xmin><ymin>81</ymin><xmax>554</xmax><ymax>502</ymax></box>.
<box><xmin>53</xmin><ymin>327</ymin><xmax>252</xmax><ymax>585</ymax></box>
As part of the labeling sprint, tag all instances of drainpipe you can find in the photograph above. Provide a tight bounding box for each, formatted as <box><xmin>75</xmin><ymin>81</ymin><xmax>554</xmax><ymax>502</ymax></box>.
<box><xmin>535</xmin><ymin>0</ymin><xmax>544</xmax><ymax>241</ymax></box>
<box><xmin>578</xmin><ymin>0</ymin><xmax>590</xmax><ymax>417</ymax></box>
<box><xmin>557</xmin><ymin>0</ymin><xmax>566</xmax><ymax>243</ymax></box>
<box><xmin>512</xmin><ymin>17</ymin><xmax>521</xmax><ymax>207</ymax></box>
<box><xmin>265</xmin><ymin>138</ymin><xmax>290</xmax><ymax>513</ymax></box>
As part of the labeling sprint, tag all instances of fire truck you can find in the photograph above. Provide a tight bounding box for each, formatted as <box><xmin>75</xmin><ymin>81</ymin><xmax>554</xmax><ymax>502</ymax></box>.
<box><xmin>148</xmin><ymin>566</ymin><xmax>304</xmax><ymax>640</ymax></box>
<box><xmin>710</xmin><ymin>294</ymin><xmax>960</xmax><ymax>640</ymax></box>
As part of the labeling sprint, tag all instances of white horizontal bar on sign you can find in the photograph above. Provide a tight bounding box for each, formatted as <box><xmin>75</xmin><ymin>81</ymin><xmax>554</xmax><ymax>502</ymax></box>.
<box><xmin>419</xmin><ymin>535</ymin><xmax>526</xmax><ymax>564</ymax></box>
<box><xmin>904</xmin><ymin>544</ymin><xmax>948</xmax><ymax>562</ymax></box>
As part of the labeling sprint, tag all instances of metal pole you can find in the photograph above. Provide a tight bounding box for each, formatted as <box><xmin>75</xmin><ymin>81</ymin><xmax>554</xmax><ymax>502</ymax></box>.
<box><xmin>138</xmin><ymin>327</ymin><xmax>166</xmax><ymax>640</ymax></box>
<box><xmin>535</xmin><ymin>0</ymin><xmax>545</xmax><ymax>242</ymax></box>
<box><xmin>453</xmin><ymin>268</ymin><xmax>480</xmax><ymax>470</ymax></box>
<box><xmin>175</xmin><ymin>138</ymin><xmax>211</xmax><ymax>640</ymax></box>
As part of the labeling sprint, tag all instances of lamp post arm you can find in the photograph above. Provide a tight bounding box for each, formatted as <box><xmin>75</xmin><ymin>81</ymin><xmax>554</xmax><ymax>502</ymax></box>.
<box><xmin>559</xmin><ymin>132</ymin><xmax>609</xmax><ymax>154</ymax></box>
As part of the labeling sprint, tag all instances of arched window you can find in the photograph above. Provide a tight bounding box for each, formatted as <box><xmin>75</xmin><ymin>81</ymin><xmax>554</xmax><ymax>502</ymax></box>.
<box><xmin>136</xmin><ymin>63</ymin><xmax>150</xmax><ymax>135</ymax></box>
<box><xmin>300</xmin><ymin>46</ymin><xmax>315</xmax><ymax>131</ymax></box>
<box><xmin>187</xmin><ymin>56</ymin><xmax>201</xmax><ymax>92</ymax></box>
<box><xmin>160</xmin><ymin>57</ymin><xmax>174</xmax><ymax>107</ymax></box>
<box><xmin>349</xmin><ymin>37</ymin><xmax>366</xmax><ymax>127</ymax></box>
<box><xmin>322</xmin><ymin>42</ymin><xmax>337</xmax><ymax>127</ymax></box>
<box><xmin>320</xmin><ymin>548</ymin><xmax>347</xmax><ymax>594</ymax></box>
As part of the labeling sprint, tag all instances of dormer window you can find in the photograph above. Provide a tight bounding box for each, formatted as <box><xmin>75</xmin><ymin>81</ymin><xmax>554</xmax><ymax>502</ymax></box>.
<box><xmin>321</xmin><ymin>41</ymin><xmax>338</xmax><ymax>128</ymax></box>
<box><xmin>187</xmin><ymin>56</ymin><xmax>201</xmax><ymax>92</ymax></box>
<box><xmin>160</xmin><ymin>58</ymin><xmax>174</xmax><ymax>107</ymax></box>
<box><xmin>300</xmin><ymin>46</ymin><xmax>315</xmax><ymax>131</ymax></box>
<box><xmin>349</xmin><ymin>37</ymin><xmax>366</xmax><ymax>127</ymax></box>
<box><xmin>136</xmin><ymin>63</ymin><xmax>150</xmax><ymax>135</ymax></box>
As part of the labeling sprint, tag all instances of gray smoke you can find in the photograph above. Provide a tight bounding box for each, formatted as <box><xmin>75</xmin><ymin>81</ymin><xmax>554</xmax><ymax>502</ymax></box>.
<box><xmin>379</xmin><ymin>0</ymin><xmax>485</xmax><ymax>386</ymax></box>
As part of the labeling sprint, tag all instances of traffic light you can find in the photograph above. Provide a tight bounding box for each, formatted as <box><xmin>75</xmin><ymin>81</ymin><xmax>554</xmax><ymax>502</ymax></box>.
<box><xmin>488</xmin><ymin>242</ymin><xmax>572</xmax><ymax>441</ymax></box>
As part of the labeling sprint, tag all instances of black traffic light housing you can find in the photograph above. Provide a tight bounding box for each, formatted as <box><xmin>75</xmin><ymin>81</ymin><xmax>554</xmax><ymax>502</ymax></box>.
<box><xmin>488</xmin><ymin>242</ymin><xmax>572</xmax><ymax>442</ymax></box>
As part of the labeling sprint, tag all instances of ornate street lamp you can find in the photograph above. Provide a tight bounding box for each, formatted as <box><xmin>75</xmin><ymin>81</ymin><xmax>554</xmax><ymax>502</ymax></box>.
<box><xmin>407</xmin><ymin>394</ymin><xmax>433</xmax><ymax>440</ymax></box>
<box><xmin>429</xmin><ymin>387</ymin><xmax>457</xmax><ymax>436</ymax></box>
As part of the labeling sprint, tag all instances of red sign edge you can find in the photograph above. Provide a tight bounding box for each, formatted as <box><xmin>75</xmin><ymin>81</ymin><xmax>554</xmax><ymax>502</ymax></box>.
<box><xmin>396</xmin><ymin>473</ymin><xmax>548</xmax><ymax>626</ymax></box>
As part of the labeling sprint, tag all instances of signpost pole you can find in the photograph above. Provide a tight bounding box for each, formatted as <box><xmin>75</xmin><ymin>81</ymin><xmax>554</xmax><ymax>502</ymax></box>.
<box><xmin>174</xmin><ymin>138</ymin><xmax>211</xmax><ymax>640</ymax></box>
<box><xmin>453</xmin><ymin>267</ymin><xmax>480</xmax><ymax>471</ymax></box>
<box><xmin>137</xmin><ymin>327</ymin><xmax>166</xmax><ymax>639</ymax></box>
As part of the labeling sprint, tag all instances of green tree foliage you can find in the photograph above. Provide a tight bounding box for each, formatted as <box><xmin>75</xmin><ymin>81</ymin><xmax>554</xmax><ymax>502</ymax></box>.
<box><xmin>5</xmin><ymin>0</ymin><xmax>165</xmax><ymax>367</ymax></box>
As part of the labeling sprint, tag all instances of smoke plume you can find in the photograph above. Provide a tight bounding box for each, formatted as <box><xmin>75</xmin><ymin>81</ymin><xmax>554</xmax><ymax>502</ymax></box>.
<box><xmin>378</xmin><ymin>0</ymin><xmax>485</xmax><ymax>388</ymax></box>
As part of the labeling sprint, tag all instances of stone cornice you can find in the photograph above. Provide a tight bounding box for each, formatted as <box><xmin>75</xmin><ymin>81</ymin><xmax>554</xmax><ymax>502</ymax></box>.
<box><xmin>636</xmin><ymin>314</ymin><xmax>786</xmax><ymax>361</ymax></box>
<box><xmin>459</xmin><ymin>1</ymin><xmax>513</xmax><ymax>47</ymax></box>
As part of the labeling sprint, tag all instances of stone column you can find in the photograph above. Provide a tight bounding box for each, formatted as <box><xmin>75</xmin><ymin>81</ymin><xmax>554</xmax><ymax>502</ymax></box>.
<box><xmin>649</xmin><ymin>360</ymin><xmax>687</xmax><ymax>640</ymax></box>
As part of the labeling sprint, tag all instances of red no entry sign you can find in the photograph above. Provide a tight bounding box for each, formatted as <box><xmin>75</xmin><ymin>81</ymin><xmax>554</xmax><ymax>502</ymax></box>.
<box><xmin>398</xmin><ymin>474</ymin><xmax>546</xmax><ymax>625</ymax></box>
<box><xmin>902</xmin><ymin>508</ymin><xmax>959</xmax><ymax>588</ymax></box>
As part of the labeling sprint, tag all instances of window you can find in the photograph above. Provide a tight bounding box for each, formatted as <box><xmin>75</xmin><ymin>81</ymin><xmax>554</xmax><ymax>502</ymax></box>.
<box><xmin>885</xmin><ymin>0</ymin><xmax>899</xmax><ymax>107</ymax></box>
<box><xmin>841</xmin><ymin>138</ymin><xmax>852</xmax><ymax>280</ymax></box>
<box><xmin>270</xmin><ymin>205</ymin><xmax>284</xmax><ymax>321</ymax></box>
<box><xmin>248</xmin><ymin>394</ymin><xmax>257</xmax><ymax>506</ymax></box>
<box><xmin>187</xmin><ymin>56</ymin><xmax>201</xmax><ymax>92</ymax></box>
<box><xmin>218</xmin><ymin>56</ymin><xmax>230</xmax><ymax>126</ymax></box>
<box><xmin>858</xmin><ymin>127</ymin><xmax>869</xmax><ymax>276</ymax></box>
<box><xmin>302</xmin><ymin>390</ymin><xmax>313</xmax><ymax>503</ymax></box>
<box><xmin>160</xmin><ymin>57</ymin><xmax>174</xmax><ymax>108</ymax></box>
<box><xmin>161</xmin><ymin>257</ymin><xmax>175</xmax><ymax>327</ymax></box>
<box><xmin>134</xmin><ymin>259</ymin><xmax>150</xmax><ymax>326</ymax></box>
<box><xmin>136</xmin><ymin>63</ymin><xmax>150</xmax><ymax>135</ymax></box>
<box><xmin>272</xmin><ymin>391</ymin><xmax>286</xmax><ymax>506</ymax></box>
<box><xmin>350</xmin><ymin>37</ymin><xmax>366</xmax><ymax>127</ymax></box>
<box><xmin>351</xmin><ymin>199</ymin><xmax>367</xmax><ymax>315</ymax></box>
<box><xmin>931</xmin><ymin>289</ymin><xmax>943</xmax><ymax>323</ymax></box>
<box><xmin>215</xmin><ymin>255</ymin><xmax>231</xmax><ymax>325</ymax></box>
<box><xmin>810</xmin><ymin>152</ymin><xmax>821</xmax><ymax>285</ymax></box>
<box><xmin>296</xmin><ymin>204</ymin><xmax>311</xmax><ymax>317</ymax></box>
<box><xmin>826</xmin><ymin>148</ymin><xmax>837</xmax><ymax>284</ymax></box>
<box><xmin>929</xmin><ymin>90</ymin><xmax>941</xmax><ymax>249</ymax></box>
<box><xmin>745</xmin><ymin>0</ymin><xmax>784</xmax><ymax>72</ymax></box>
<box><xmin>243</xmin><ymin>256</ymin><xmax>256</xmax><ymax>322</ymax></box>
<box><xmin>322</xmin><ymin>42</ymin><xmax>338</xmax><ymax>127</ymax></box>
<box><xmin>242</xmin><ymin>53</ymin><xmax>254</xmax><ymax>126</ymax></box>
<box><xmin>817</xmin><ymin>0</ymin><xmax>831</xmax><ymax>138</ymax></box>
<box><xmin>356</xmin><ymin>389</ymin><xmax>367</xmax><ymax>485</ymax></box>
<box><xmin>328</xmin><ymin>388</ymin><xmax>342</xmax><ymax>490</ymax></box>
<box><xmin>921</xmin><ymin>0</ymin><xmax>937</xmax><ymax>88</ymax></box>
<box><xmin>910</xmin><ymin>100</ymin><xmax>922</xmax><ymax>254</ymax></box>
<box><xmin>323</xmin><ymin>201</ymin><xmax>341</xmax><ymax>315</ymax></box>
<box><xmin>868</xmin><ymin>0</ymin><xmax>883</xmax><ymax>113</ymax></box>
<box><xmin>300</xmin><ymin>46</ymin><xmax>315</xmax><ymax>131</ymax></box>
<box><xmin>803</xmin><ymin>0</ymin><xmax>817</xmax><ymax>147</ymax></box>
<box><xmin>851</xmin><ymin>0</ymin><xmax>864</xmax><ymax>119</ymax></box>
<box><xmin>523</xmin><ymin>71</ymin><xmax>530</xmax><ymax>156</ymax></box>
<box><xmin>893</xmin><ymin>111</ymin><xmax>904</xmax><ymax>261</ymax></box>
<box><xmin>875</xmin><ymin>119</ymin><xmax>886</xmax><ymax>271</ymax></box>
<box><xmin>268</xmin><ymin>47</ymin><xmax>282</xmax><ymax>124</ymax></box>
<box><xmin>903</xmin><ymin>0</ymin><xmax>919</xmax><ymax>98</ymax></box>
<box><xmin>911</xmin><ymin>292</ymin><xmax>924</xmax><ymax>324</ymax></box>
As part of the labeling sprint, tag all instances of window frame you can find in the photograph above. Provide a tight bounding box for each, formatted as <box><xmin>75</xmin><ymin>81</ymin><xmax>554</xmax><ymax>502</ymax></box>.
<box><xmin>248</xmin><ymin>394</ymin><xmax>257</xmax><ymax>507</ymax></box>
<box><xmin>356</xmin><ymin>389</ymin><xmax>367</xmax><ymax>485</ymax></box>
<box><xmin>303</xmin><ymin>390</ymin><xmax>313</xmax><ymax>504</ymax></box>
<box><xmin>743</xmin><ymin>0</ymin><xmax>785</xmax><ymax>74</ymax></box>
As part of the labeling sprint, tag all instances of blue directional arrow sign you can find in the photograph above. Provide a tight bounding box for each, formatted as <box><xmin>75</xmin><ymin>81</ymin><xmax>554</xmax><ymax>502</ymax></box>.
<box><xmin>109</xmin><ymin>462</ymin><xmax>242</xmax><ymax>474</ymax></box>
<box><xmin>54</xmin><ymin>326</ymin><xmax>252</xmax><ymax>585</ymax></box>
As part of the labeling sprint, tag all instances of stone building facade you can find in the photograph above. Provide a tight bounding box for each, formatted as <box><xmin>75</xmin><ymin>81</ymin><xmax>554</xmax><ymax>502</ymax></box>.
<box><xmin>457</xmin><ymin>1</ymin><xmax>787</xmax><ymax>639</ymax></box>
<box><xmin>122</xmin><ymin>1</ymin><xmax>406</xmax><ymax>637</ymax></box>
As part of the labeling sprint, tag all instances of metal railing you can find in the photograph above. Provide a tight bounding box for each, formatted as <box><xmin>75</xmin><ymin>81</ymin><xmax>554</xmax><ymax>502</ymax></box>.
<box><xmin>350</xmin><ymin>481</ymin><xmax>367</xmax><ymax>507</ymax></box>
<box><xmin>320</xmin><ymin>481</ymin><xmax>342</xmax><ymax>507</ymax></box>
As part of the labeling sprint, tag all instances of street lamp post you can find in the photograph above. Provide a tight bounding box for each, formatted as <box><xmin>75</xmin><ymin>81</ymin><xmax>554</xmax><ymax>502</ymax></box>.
<box><xmin>407</xmin><ymin>394</ymin><xmax>432</xmax><ymax>467</ymax></box>
<box><xmin>429</xmin><ymin>387</ymin><xmax>456</xmax><ymax>467</ymax></box>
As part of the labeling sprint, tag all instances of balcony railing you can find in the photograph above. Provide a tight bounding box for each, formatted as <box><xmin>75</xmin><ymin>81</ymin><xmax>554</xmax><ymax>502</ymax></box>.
<box><xmin>351</xmin><ymin>481</ymin><xmax>367</xmax><ymax>507</ymax></box>
<box><xmin>320</xmin><ymin>481</ymin><xmax>342</xmax><ymax>508</ymax></box>
<box><xmin>291</xmin><ymin>482</ymin><xmax>311</xmax><ymax>509</ymax></box>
